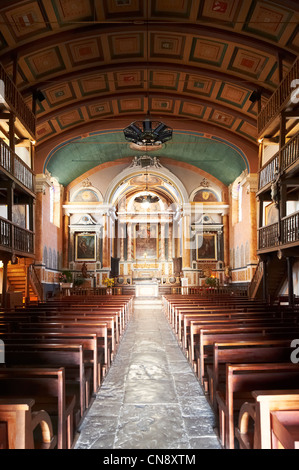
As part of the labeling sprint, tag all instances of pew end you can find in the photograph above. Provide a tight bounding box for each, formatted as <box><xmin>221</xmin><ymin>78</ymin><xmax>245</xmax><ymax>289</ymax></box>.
<box><xmin>0</xmin><ymin>398</ymin><xmax>57</xmax><ymax>449</ymax></box>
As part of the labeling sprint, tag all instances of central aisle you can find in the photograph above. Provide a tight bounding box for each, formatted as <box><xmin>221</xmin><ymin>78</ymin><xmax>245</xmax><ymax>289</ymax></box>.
<box><xmin>74</xmin><ymin>298</ymin><xmax>222</xmax><ymax>449</ymax></box>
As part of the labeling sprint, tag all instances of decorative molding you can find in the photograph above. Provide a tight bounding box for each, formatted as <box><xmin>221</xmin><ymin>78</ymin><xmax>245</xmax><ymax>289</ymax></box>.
<box><xmin>35</xmin><ymin>171</ymin><xmax>52</xmax><ymax>194</ymax></box>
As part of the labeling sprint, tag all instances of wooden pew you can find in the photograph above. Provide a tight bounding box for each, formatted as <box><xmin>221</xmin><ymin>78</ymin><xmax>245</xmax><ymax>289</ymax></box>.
<box><xmin>1</xmin><ymin>332</ymin><xmax>101</xmax><ymax>394</ymax></box>
<box><xmin>176</xmin><ymin>305</ymin><xmax>293</xmax><ymax>343</ymax></box>
<box><xmin>207</xmin><ymin>339</ymin><xmax>293</xmax><ymax>410</ymax></box>
<box><xmin>0</xmin><ymin>367</ymin><xmax>75</xmax><ymax>449</ymax></box>
<box><xmin>195</xmin><ymin>326</ymin><xmax>299</xmax><ymax>387</ymax></box>
<box><xmin>18</xmin><ymin>321</ymin><xmax>111</xmax><ymax>368</ymax></box>
<box><xmin>3</xmin><ymin>343</ymin><xmax>89</xmax><ymax>424</ymax></box>
<box><xmin>186</xmin><ymin>315</ymin><xmax>298</xmax><ymax>359</ymax></box>
<box><xmin>215</xmin><ymin>363</ymin><xmax>299</xmax><ymax>449</ymax></box>
<box><xmin>0</xmin><ymin>398</ymin><xmax>57</xmax><ymax>449</ymax></box>
<box><xmin>35</xmin><ymin>314</ymin><xmax>119</xmax><ymax>353</ymax></box>
<box><xmin>236</xmin><ymin>390</ymin><xmax>299</xmax><ymax>449</ymax></box>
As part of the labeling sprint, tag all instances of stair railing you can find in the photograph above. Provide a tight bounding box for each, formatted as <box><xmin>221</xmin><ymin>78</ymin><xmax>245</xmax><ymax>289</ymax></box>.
<box><xmin>248</xmin><ymin>262</ymin><xmax>263</xmax><ymax>299</ymax></box>
<box><xmin>29</xmin><ymin>264</ymin><xmax>44</xmax><ymax>302</ymax></box>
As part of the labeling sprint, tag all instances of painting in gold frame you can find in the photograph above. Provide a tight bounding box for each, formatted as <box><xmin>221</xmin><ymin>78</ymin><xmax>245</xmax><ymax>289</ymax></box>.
<box><xmin>75</xmin><ymin>233</ymin><xmax>96</xmax><ymax>261</ymax></box>
<box><xmin>196</xmin><ymin>233</ymin><xmax>217</xmax><ymax>261</ymax></box>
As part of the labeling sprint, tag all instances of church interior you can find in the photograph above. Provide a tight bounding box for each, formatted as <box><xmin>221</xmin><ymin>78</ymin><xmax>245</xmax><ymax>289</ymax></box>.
<box><xmin>0</xmin><ymin>0</ymin><xmax>298</xmax><ymax>451</ymax></box>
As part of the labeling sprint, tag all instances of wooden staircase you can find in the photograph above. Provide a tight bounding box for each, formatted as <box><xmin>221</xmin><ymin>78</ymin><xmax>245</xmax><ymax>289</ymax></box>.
<box><xmin>7</xmin><ymin>262</ymin><xmax>38</xmax><ymax>303</ymax></box>
<box><xmin>249</xmin><ymin>256</ymin><xmax>287</xmax><ymax>302</ymax></box>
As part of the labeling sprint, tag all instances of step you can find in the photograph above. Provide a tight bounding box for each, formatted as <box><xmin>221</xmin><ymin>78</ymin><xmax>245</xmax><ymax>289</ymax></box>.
<box><xmin>134</xmin><ymin>297</ymin><xmax>162</xmax><ymax>309</ymax></box>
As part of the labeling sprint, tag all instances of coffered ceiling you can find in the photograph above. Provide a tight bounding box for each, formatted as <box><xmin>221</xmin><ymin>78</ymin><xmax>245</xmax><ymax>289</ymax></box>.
<box><xmin>0</xmin><ymin>0</ymin><xmax>298</xmax><ymax>186</ymax></box>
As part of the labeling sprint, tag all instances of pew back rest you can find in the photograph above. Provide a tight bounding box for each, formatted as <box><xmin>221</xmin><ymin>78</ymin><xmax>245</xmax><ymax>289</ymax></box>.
<box><xmin>253</xmin><ymin>390</ymin><xmax>299</xmax><ymax>448</ymax></box>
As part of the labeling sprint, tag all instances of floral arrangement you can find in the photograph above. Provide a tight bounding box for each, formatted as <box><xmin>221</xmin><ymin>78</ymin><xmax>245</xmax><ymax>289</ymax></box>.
<box><xmin>103</xmin><ymin>278</ymin><xmax>115</xmax><ymax>288</ymax></box>
<box><xmin>205</xmin><ymin>276</ymin><xmax>218</xmax><ymax>288</ymax></box>
<box><xmin>59</xmin><ymin>271</ymin><xmax>72</xmax><ymax>283</ymax></box>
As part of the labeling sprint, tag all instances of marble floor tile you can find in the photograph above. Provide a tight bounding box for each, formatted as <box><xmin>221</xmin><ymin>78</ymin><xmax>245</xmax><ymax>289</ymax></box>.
<box><xmin>74</xmin><ymin>297</ymin><xmax>222</xmax><ymax>450</ymax></box>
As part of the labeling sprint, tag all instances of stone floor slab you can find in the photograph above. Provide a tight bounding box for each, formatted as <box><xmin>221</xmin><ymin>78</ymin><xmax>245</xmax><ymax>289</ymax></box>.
<box><xmin>74</xmin><ymin>298</ymin><xmax>222</xmax><ymax>450</ymax></box>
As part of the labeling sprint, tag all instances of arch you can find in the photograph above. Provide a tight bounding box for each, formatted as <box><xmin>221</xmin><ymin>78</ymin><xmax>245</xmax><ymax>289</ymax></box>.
<box><xmin>104</xmin><ymin>164</ymin><xmax>189</xmax><ymax>206</ymax></box>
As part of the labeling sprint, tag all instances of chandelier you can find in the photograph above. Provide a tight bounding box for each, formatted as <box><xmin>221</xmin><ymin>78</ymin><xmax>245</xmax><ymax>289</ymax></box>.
<box><xmin>123</xmin><ymin>112</ymin><xmax>172</xmax><ymax>146</ymax></box>
<box><xmin>134</xmin><ymin>170</ymin><xmax>159</xmax><ymax>208</ymax></box>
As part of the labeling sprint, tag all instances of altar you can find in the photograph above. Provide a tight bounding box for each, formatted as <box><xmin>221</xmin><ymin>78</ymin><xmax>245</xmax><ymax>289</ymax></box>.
<box><xmin>135</xmin><ymin>280</ymin><xmax>159</xmax><ymax>297</ymax></box>
<box><xmin>132</xmin><ymin>268</ymin><xmax>161</xmax><ymax>280</ymax></box>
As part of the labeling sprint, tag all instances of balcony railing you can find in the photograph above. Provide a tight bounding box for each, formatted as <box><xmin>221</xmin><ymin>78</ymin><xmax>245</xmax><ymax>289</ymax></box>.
<box><xmin>0</xmin><ymin>138</ymin><xmax>34</xmax><ymax>193</ymax></box>
<box><xmin>257</xmin><ymin>57</ymin><xmax>299</xmax><ymax>136</ymax></box>
<box><xmin>281</xmin><ymin>132</ymin><xmax>299</xmax><ymax>172</ymax></box>
<box><xmin>0</xmin><ymin>63</ymin><xmax>36</xmax><ymax>138</ymax></box>
<box><xmin>258</xmin><ymin>152</ymin><xmax>279</xmax><ymax>190</ymax></box>
<box><xmin>258</xmin><ymin>222</ymin><xmax>279</xmax><ymax>250</ymax></box>
<box><xmin>0</xmin><ymin>216</ymin><xmax>34</xmax><ymax>255</ymax></box>
<box><xmin>258</xmin><ymin>131</ymin><xmax>299</xmax><ymax>192</ymax></box>
<box><xmin>281</xmin><ymin>211</ymin><xmax>299</xmax><ymax>245</ymax></box>
<box><xmin>258</xmin><ymin>212</ymin><xmax>299</xmax><ymax>251</ymax></box>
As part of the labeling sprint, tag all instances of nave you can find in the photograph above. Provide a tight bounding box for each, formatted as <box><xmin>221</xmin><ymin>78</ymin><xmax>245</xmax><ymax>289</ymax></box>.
<box><xmin>74</xmin><ymin>297</ymin><xmax>221</xmax><ymax>450</ymax></box>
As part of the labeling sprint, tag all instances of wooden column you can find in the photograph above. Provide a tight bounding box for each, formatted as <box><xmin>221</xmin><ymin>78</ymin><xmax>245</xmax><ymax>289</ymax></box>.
<box><xmin>7</xmin><ymin>181</ymin><xmax>15</xmax><ymax>223</ymax></box>
<box><xmin>262</xmin><ymin>258</ymin><xmax>268</xmax><ymax>302</ymax></box>
<box><xmin>1</xmin><ymin>256</ymin><xmax>10</xmax><ymax>309</ymax></box>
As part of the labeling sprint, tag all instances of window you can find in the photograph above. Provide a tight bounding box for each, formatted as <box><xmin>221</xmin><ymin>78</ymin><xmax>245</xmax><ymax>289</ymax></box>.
<box><xmin>49</xmin><ymin>186</ymin><xmax>54</xmax><ymax>224</ymax></box>
<box><xmin>49</xmin><ymin>178</ymin><xmax>61</xmax><ymax>227</ymax></box>
<box><xmin>238</xmin><ymin>184</ymin><xmax>242</xmax><ymax>222</ymax></box>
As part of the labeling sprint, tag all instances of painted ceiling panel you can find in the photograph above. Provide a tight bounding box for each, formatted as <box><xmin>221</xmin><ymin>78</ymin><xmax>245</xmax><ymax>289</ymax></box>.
<box><xmin>45</xmin><ymin>130</ymin><xmax>247</xmax><ymax>186</ymax></box>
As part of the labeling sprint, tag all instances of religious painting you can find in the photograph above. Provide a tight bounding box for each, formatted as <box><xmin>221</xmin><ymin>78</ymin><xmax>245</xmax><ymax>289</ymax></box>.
<box><xmin>265</xmin><ymin>202</ymin><xmax>279</xmax><ymax>226</ymax></box>
<box><xmin>12</xmin><ymin>204</ymin><xmax>27</xmax><ymax>228</ymax></box>
<box><xmin>72</xmin><ymin>188</ymin><xmax>100</xmax><ymax>202</ymax></box>
<box><xmin>75</xmin><ymin>233</ymin><xmax>96</xmax><ymax>261</ymax></box>
<box><xmin>134</xmin><ymin>223</ymin><xmax>158</xmax><ymax>259</ymax></box>
<box><xmin>196</xmin><ymin>233</ymin><xmax>217</xmax><ymax>261</ymax></box>
<box><xmin>193</xmin><ymin>189</ymin><xmax>219</xmax><ymax>202</ymax></box>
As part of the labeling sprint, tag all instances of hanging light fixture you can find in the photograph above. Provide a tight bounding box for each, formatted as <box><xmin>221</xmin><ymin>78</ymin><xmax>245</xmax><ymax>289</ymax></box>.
<box><xmin>134</xmin><ymin>169</ymin><xmax>160</xmax><ymax>208</ymax></box>
<box><xmin>124</xmin><ymin>111</ymin><xmax>172</xmax><ymax>146</ymax></box>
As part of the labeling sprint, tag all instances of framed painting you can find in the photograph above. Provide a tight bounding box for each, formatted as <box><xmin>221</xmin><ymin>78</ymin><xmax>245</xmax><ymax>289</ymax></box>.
<box><xmin>75</xmin><ymin>233</ymin><xmax>96</xmax><ymax>261</ymax></box>
<box><xmin>12</xmin><ymin>205</ymin><xmax>27</xmax><ymax>228</ymax></box>
<box><xmin>134</xmin><ymin>223</ymin><xmax>158</xmax><ymax>259</ymax></box>
<box><xmin>265</xmin><ymin>202</ymin><xmax>279</xmax><ymax>226</ymax></box>
<box><xmin>196</xmin><ymin>233</ymin><xmax>217</xmax><ymax>261</ymax></box>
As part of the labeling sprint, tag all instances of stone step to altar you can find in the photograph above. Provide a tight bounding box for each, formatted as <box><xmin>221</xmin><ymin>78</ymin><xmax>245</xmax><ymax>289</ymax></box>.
<box><xmin>134</xmin><ymin>297</ymin><xmax>162</xmax><ymax>309</ymax></box>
